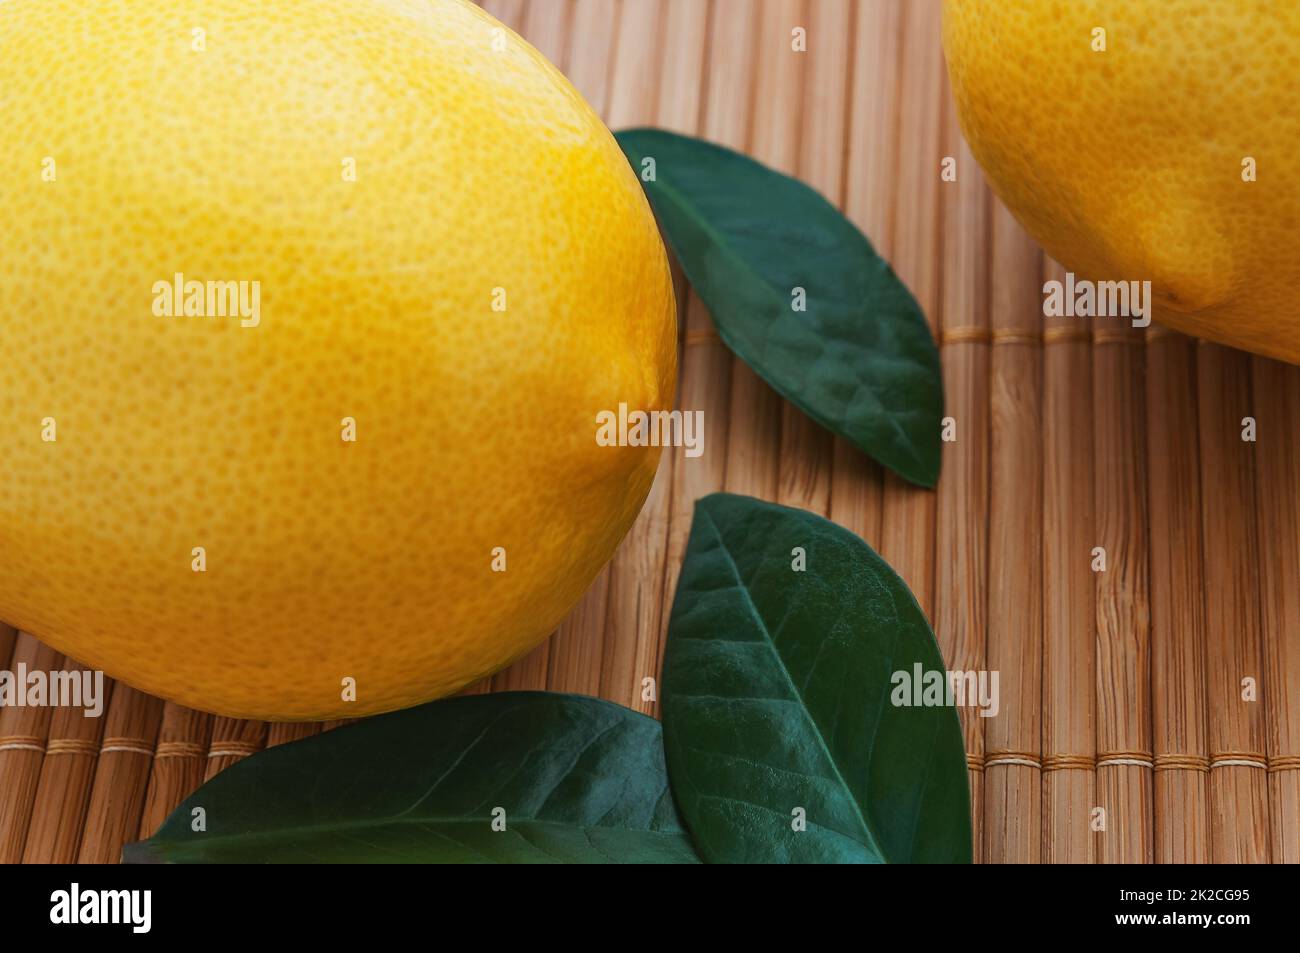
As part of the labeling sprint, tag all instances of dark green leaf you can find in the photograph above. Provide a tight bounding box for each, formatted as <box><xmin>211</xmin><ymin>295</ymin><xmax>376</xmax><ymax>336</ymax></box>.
<box><xmin>661</xmin><ymin>493</ymin><xmax>971</xmax><ymax>863</ymax></box>
<box><xmin>123</xmin><ymin>692</ymin><xmax>700</xmax><ymax>864</ymax></box>
<box><xmin>616</xmin><ymin>128</ymin><xmax>942</xmax><ymax>487</ymax></box>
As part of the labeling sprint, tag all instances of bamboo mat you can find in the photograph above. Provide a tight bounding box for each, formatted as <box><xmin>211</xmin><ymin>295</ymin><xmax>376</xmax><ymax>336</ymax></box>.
<box><xmin>3</xmin><ymin>0</ymin><xmax>1299</xmax><ymax>864</ymax></box>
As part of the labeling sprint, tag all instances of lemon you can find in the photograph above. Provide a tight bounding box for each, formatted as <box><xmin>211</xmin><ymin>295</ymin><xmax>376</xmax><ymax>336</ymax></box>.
<box><xmin>0</xmin><ymin>0</ymin><xmax>676</xmax><ymax>719</ymax></box>
<box><xmin>943</xmin><ymin>0</ymin><xmax>1300</xmax><ymax>363</ymax></box>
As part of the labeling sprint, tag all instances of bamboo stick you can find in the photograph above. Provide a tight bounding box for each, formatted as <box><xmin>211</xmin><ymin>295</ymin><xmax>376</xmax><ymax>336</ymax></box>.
<box><xmin>605</xmin><ymin>0</ymin><xmax>665</xmax><ymax>128</ymax></box>
<box><xmin>776</xmin><ymin>0</ymin><xmax>837</xmax><ymax>518</ymax></box>
<box><xmin>601</xmin><ymin>0</ymin><xmax>709</xmax><ymax>714</ymax></box>
<box><xmin>876</xmin><ymin>0</ymin><xmax>942</xmax><ymax>618</ymax></box>
<box><xmin>545</xmin><ymin>576</ymin><xmax>611</xmax><ymax>695</ymax></box>
<box><xmin>1252</xmin><ymin>356</ymin><xmax>1300</xmax><ymax>862</ymax></box>
<box><xmin>561</xmin><ymin>0</ymin><xmax>620</xmax><ymax>114</ymax></box>
<box><xmin>983</xmin><ymin>202</ymin><xmax>1044</xmax><ymax>863</ymax></box>
<box><xmin>76</xmin><ymin>684</ymin><xmax>163</xmax><ymax>863</ymax></box>
<box><xmin>1145</xmin><ymin>328</ymin><xmax>1211</xmax><ymax>862</ymax></box>
<box><xmin>600</xmin><ymin>465</ymin><xmax>673</xmax><ymax>708</ymax></box>
<box><xmin>137</xmin><ymin>704</ymin><xmax>214</xmax><ymax>839</ymax></box>
<box><xmin>1197</xmin><ymin>343</ymin><xmax>1270</xmax><ymax>862</ymax></box>
<box><xmin>748</xmin><ymin>0</ymin><xmax>805</xmax><ymax>176</ymax></box>
<box><xmin>491</xmin><ymin>643</ymin><xmax>551</xmax><ymax>694</ymax></box>
<box><xmin>1040</xmin><ymin>257</ymin><xmax>1097</xmax><ymax>863</ymax></box>
<box><xmin>832</xmin><ymin>0</ymin><xmax>899</xmax><ymax>551</ymax></box>
<box><xmin>596</xmin><ymin>0</ymin><xmax>673</xmax><ymax>712</ymax></box>
<box><xmin>637</xmin><ymin>0</ymin><xmax>712</xmax><ymax>707</ymax></box>
<box><xmin>520</xmin><ymin>0</ymin><xmax>574</xmax><ymax>66</ymax></box>
<box><xmin>0</xmin><ymin>632</ymin><xmax>60</xmax><ymax>862</ymax></box>
<box><xmin>21</xmin><ymin>658</ymin><xmax>107</xmax><ymax>862</ymax></box>
<box><xmin>655</xmin><ymin>0</ymin><xmax>753</xmax><ymax>718</ymax></box>
<box><xmin>844</xmin><ymin>0</ymin><xmax>901</xmax><ymax>299</ymax></box>
<box><xmin>479</xmin><ymin>0</ymin><xmax>527</xmax><ymax>25</ymax></box>
<box><xmin>1092</xmin><ymin>319</ymin><xmax>1153</xmax><ymax>863</ymax></box>
<box><xmin>654</xmin><ymin>0</ymin><xmax>711</xmax><ymax>134</ymax></box>
<box><xmin>719</xmin><ymin>1</ymin><xmax>794</xmax><ymax>504</ymax></box>
<box><xmin>936</xmin><ymin>73</ymin><xmax>991</xmax><ymax>862</ymax></box>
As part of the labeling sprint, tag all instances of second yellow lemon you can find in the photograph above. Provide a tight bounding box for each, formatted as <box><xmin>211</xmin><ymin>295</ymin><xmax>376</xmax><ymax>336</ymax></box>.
<box><xmin>944</xmin><ymin>0</ymin><xmax>1300</xmax><ymax>363</ymax></box>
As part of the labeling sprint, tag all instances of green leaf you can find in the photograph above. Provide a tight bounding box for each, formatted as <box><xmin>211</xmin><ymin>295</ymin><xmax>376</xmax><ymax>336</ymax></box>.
<box><xmin>123</xmin><ymin>692</ymin><xmax>701</xmax><ymax>864</ymax></box>
<box><xmin>616</xmin><ymin>128</ymin><xmax>942</xmax><ymax>488</ymax></box>
<box><xmin>661</xmin><ymin>493</ymin><xmax>971</xmax><ymax>863</ymax></box>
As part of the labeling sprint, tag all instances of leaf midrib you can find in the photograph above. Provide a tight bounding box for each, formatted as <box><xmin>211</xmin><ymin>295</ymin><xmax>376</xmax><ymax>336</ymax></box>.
<box><xmin>696</xmin><ymin>505</ymin><xmax>887</xmax><ymax>861</ymax></box>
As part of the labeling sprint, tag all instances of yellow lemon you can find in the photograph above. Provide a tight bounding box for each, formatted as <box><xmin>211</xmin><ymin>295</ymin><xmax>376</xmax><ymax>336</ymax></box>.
<box><xmin>943</xmin><ymin>0</ymin><xmax>1300</xmax><ymax>363</ymax></box>
<box><xmin>0</xmin><ymin>0</ymin><xmax>676</xmax><ymax>719</ymax></box>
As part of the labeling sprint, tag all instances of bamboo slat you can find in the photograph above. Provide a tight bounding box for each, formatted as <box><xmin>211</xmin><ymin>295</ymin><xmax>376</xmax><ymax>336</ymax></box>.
<box><xmin>655</xmin><ymin>0</ymin><xmax>753</xmax><ymax>718</ymax></box>
<box><xmin>1092</xmin><ymin>320</ymin><xmax>1153</xmax><ymax>863</ymax></box>
<box><xmin>1198</xmin><ymin>345</ymin><xmax>1271</xmax><ymax>861</ymax></box>
<box><xmin>519</xmin><ymin>0</ymin><xmax>573</xmax><ymax>63</ymax></box>
<box><xmin>719</xmin><ymin>1</ymin><xmax>789</xmax><ymax>505</ymax></box>
<box><xmin>936</xmin><ymin>71</ymin><xmax>990</xmax><ymax>862</ymax></box>
<box><xmin>76</xmin><ymin>684</ymin><xmax>162</xmax><ymax>863</ymax></box>
<box><xmin>0</xmin><ymin>633</ymin><xmax>60</xmax><ymax>862</ymax></box>
<box><xmin>203</xmin><ymin>717</ymin><xmax>268</xmax><ymax>781</ymax></box>
<box><xmin>876</xmin><ymin>0</ymin><xmax>942</xmax><ymax>620</ymax></box>
<box><xmin>1251</xmin><ymin>357</ymin><xmax>1300</xmax><ymax>862</ymax></box>
<box><xmin>1146</xmin><ymin>331</ymin><xmax>1212</xmax><ymax>862</ymax></box>
<box><xmin>642</xmin><ymin>0</ymin><xmax>715</xmax><ymax>712</ymax></box>
<box><xmin>138</xmin><ymin>704</ymin><xmax>214</xmax><ymax>839</ymax></box>
<box><xmin>830</xmin><ymin>0</ymin><xmax>898</xmax><ymax>552</ymax></box>
<box><xmin>598</xmin><ymin>0</ymin><xmax>681</xmax><ymax>713</ymax></box>
<box><xmin>777</xmin><ymin>0</ymin><xmax>840</xmax><ymax>518</ymax></box>
<box><xmin>1040</xmin><ymin>257</ymin><xmax>1097</xmax><ymax>863</ymax></box>
<box><xmin>21</xmin><ymin>658</ymin><xmax>106</xmax><ymax>863</ymax></box>
<box><xmin>982</xmin><ymin>202</ymin><xmax>1044</xmax><ymax>863</ymax></box>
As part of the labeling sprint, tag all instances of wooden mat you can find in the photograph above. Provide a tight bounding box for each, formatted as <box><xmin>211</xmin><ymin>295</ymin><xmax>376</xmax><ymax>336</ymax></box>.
<box><xmin>3</xmin><ymin>0</ymin><xmax>1298</xmax><ymax>864</ymax></box>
